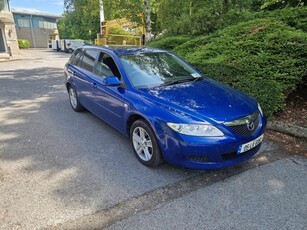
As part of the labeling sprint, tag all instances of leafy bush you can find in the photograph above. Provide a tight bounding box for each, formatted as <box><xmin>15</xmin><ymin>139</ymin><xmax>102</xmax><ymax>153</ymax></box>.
<box><xmin>18</xmin><ymin>39</ymin><xmax>30</xmax><ymax>49</ymax></box>
<box><xmin>172</xmin><ymin>18</ymin><xmax>307</xmax><ymax>117</ymax></box>
<box><xmin>217</xmin><ymin>6</ymin><xmax>307</xmax><ymax>33</ymax></box>
<box><xmin>147</xmin><ymin>36</ymin><xmax>192</xmax><ymax>50</ymax></box>
<box><xmin>255</xmin><ymin>7</ymin><xmax>307</xmax><ymax>32</ymax></box>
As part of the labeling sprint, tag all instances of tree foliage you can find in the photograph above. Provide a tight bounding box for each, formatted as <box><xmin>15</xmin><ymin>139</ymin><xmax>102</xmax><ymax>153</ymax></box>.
<box><xmin>154</xmin><ymin>0</ymin><xmax>306</xmax><ymax>36</ymax></box>
<box><xmin>261</xmin><ymin>0</ymin><xmax>306</xmax><ymax>10</ymax></box>
<box><xmin>156</xmin><ymin>0</ymin><xmax>263</xmax><ymax>36</ymax></box>
<box><xmin>58</xmin><ymin>0</ymin><xmax>100</xmax><ymax>40</ymax></box>
<box><xmin>58</xmin><ymin>0</ymin><xmax>157</xmax><ymax>41</ymax></box>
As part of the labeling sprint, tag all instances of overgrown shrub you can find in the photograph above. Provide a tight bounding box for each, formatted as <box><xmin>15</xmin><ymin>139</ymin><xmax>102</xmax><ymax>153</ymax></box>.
<box><xmin>172</xmin><ymin>19</ymin><xmax>307</xmax><ymax>117</ymax></box>
<box><xmin>147</xmin><ymin>36</ymin><xmax>192</xmax><ymax>50</ymax></box>
<box><xmin>255</xmin><ymin>7</ymin><xmax>307</xmax><ymax>32</ymax></box>
<box><xmin>150</xmin><ymin>11</ymin><xmax>307</xmax><ymax>117</ymax></box>
<box><xmin>18</xmin><ymin>39</ymin><xmax>30</xmax><ymax>49</ymax></box>
<box><xmin>214</xmin><ymin>6</ymin><xmax>307</xmax><ymax>35</ymax></box>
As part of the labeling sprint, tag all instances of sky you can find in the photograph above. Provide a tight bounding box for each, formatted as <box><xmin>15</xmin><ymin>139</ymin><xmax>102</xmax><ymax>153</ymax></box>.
<box><xmin>9</xmin><ymin>0</ymin><xmax>64</xmax><ymax>15</ymax></box>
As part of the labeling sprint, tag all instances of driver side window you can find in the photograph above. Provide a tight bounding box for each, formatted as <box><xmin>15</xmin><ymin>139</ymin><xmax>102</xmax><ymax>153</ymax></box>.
<box><xmin>94</xmin><ymin>52</ymin><xmax>121</xmax><ymax>79</ymax></box>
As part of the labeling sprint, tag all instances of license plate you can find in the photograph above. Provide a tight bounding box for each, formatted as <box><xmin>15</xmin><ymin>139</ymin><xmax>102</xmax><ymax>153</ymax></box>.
<box><xmin>238</xmin><ymin>134</ymin><xmax>264</xmax><ymax>154</ymax></box>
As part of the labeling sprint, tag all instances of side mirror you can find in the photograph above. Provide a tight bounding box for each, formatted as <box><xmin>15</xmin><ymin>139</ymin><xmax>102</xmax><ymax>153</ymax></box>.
<box><xmin>103</xmin><ymin>76</ymin><xmax>121</xmax><ymax>86</ymax></box>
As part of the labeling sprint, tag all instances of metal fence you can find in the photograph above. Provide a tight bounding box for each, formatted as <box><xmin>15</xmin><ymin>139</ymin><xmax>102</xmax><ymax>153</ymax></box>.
<box><xmin>95</xmin><ymin>34</ymin><xmax>142</xmax><ymax>46</ymax></box>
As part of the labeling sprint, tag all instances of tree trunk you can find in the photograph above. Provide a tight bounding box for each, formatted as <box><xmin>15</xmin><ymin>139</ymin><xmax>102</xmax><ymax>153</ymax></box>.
<box><xmin>267</xmin><ymin>121</ymin><xmax>307</xmax><ymax>138</ymax></box>
<box><xmin>144</xmin><ymin>0</ymin><xmax>151</xmax><ymax>43</ymax></box>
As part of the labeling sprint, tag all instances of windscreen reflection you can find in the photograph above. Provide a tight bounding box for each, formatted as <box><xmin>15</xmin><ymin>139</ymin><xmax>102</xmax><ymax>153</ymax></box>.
<box><xmin>119</xmin><ymin>52</ymin><xmax>201</xmax><ymax>88</ymax></box>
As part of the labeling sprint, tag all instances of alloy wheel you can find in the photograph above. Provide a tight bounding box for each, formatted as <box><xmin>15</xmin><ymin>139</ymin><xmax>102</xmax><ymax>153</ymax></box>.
<box><xmin>132</xmin><ymin>127</ymin><xmax>153</xmax><ymax>161</ymax></box>
<box><xmin>69</xmin><ymin>87</ymin><xmax>77</xmax><ymax>109</ymax></box>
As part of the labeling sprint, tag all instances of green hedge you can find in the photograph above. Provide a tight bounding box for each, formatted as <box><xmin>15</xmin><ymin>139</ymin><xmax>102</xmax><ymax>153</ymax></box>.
<box><xmin>147</xmin><ymin>36</ymin><xmax>192</xmax><ymax>50</ymax></box>
<box><xmin>148</xmin><ymin>9</ymin><xmax>307</xmax><ymax>117</ymax></box>
<box><xmin>255</xmin><ymin>7</ymin><xmax>307</xmax><ymax>32</ymax></box>
<box><xmin>175</xmin><ymin>19</ymin><xmax>307</xmax><ymax>117</ymax></box>
<box><xmin>215</xmin><ymin>7</ymin><xmax>307</xmax><ymax>35</ymax></box>
<box><xmin>18</xmin><ymin>39</ymin><xmax>30</xmax><ymax>49</ymax></box>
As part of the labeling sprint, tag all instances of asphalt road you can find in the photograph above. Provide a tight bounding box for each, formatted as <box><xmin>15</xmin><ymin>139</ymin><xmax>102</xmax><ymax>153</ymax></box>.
<box><xmin>0</xmin><ymin>50</ymin><xmax>306</xmax><ymax>229</ymax></box>
<box><xmin>107</xmin><ymin>158</ymin><xmax>307</xmax><ymax>230</ymax></box>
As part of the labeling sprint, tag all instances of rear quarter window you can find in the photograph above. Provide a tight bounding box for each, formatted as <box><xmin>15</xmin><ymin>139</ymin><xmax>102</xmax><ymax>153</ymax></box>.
<box><xmin>69</xmin><ymin>49</ymin><xmax>83</xmax><ymax>65</ymax></box>
<box><xmin>79</xmin><ymin>49</ymin><xmax>99</xmax><ymax>72</ymax></box>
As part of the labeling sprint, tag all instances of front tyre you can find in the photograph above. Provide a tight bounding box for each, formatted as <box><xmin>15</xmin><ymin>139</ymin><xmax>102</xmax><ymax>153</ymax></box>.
<box><xmin>68</xmin><ymin>86</ymin><xmax>84</xmax><ymax>112</ymax></box>
<box><xmin>130</xmin><ymin>119</ymin><xmax>163</xmax><ymax>167</ymax></box>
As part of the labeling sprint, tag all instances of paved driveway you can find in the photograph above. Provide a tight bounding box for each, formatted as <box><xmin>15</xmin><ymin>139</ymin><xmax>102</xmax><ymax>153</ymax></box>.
<box><xmin>0</xmin><ymin>50</ymin><xmax>306</xmax><ymax>229</ymax></box>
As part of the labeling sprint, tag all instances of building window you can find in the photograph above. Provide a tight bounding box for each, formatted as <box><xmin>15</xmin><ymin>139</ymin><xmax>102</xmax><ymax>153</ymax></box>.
<box><xmin>0</xmin><ymin>0</ymin><xmax>9</xmax><ymax>12</ymax></box>
<box><xmin>38</xmin><ymin>21</ymin><xmax>44</xmax><ymax>28</ymax></box>
<box><xmin>38</xmin><ymin>21</ymin><xmax>57</xmax><ymax>29</ymax></box>
<box><xmin>18</xmin><ymin>18</ymin><xmax>30</xmax><ymax>28</ymax></box>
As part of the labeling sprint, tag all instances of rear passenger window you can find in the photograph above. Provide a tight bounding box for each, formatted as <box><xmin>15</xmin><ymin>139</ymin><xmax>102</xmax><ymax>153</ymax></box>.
<box><xmin>69</xmin><ymin>49</ymin><xmax>83</xmax><ymax>65</ymax></box>
<box><xmin>80</xmin><ymin>49</ymin><xmax>99</xmax><ymax>72</ymax></box>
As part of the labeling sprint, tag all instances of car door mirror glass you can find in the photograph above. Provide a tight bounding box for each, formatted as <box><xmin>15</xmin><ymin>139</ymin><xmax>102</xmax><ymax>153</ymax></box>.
<box><xmin>103</xmin><ymin>76</ymin><xmax>121</xmax><ymax>86</ymax></box>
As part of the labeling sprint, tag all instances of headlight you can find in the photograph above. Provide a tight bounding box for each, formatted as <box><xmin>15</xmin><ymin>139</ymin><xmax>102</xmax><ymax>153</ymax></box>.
<box><xmin>167</xmin><ymin>123</ymin><xmax>224</xmax><ymax>137</ymax></box>
<box><xmin>258</xmin><ymin>103</ymin><xmax>263</xmax><ymax>116</ymax></box>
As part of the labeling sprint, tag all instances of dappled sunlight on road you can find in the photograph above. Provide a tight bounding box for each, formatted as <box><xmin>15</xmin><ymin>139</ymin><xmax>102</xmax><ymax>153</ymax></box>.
<box><xmin>267</xmin><ymin>179</ymin><xmax>285</xmax><ymax>194</ymax></box>
<box><xmin>0</xmin><ymin>132</ymin><xmax>19</xmax><ymax>141</ymax></box>
<box><xmin>255</xmin><ymin>155</ymin><xmax>269</xmax><ymax>163</ymax></box>
<box><xmin>0</xmin><ymin>95</ymin><xmax>51</xmax><ymax>111</ymax></box>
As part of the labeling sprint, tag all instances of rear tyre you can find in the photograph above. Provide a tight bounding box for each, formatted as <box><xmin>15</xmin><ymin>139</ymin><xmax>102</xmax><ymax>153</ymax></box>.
<box><xmin>68</xmin><ymin>86</ymin><xmax>84</xmax><ymax>112</ymax></box>
<box><xmin>130</xmin><ymin>119</ymin><xmax>163</xmax><ymax>167</ymax></box>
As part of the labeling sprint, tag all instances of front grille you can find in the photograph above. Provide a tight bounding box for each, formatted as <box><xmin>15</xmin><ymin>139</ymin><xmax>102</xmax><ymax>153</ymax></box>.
<box><xmin>188</xmin><ymin>155</ymin><xmax>209</xmax><ymax>162</ymax></box>
<box><xmin>225</xmin><ymin>111</ymin><xmax>260</xmax><ymax>136</ymax></box>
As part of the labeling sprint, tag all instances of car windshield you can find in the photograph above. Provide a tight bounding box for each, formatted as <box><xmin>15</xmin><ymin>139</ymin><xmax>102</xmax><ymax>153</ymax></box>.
<box><xmin>119</xmin><ymin>52</ymin><xmax>202</xmax><ymax>88</ymax></box>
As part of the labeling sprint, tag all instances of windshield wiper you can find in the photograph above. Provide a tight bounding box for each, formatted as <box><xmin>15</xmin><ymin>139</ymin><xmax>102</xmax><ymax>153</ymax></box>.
<box><xmin>192</xmin><ymin>76</ymin><xmax>204</xmax><ymax>82</ymax></box>
<box><xmin>159</xmin><ymin>78</ymin><xmax>196</xmax><ymax>87</ymax></box>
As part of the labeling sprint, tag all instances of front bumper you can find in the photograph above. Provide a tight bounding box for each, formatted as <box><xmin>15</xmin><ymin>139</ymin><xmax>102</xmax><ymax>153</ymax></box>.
<box><xmin>158</xmin><ymin>117</ymin><xmax>267</xmax><ymax>170</ymax></box>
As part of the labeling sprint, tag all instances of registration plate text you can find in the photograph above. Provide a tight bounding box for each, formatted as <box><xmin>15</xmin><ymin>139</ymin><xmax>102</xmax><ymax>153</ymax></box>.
<box><xmin>238</xmin><ymin>134</ymin><xmax>264</xmax><ymax>154</ymax></box>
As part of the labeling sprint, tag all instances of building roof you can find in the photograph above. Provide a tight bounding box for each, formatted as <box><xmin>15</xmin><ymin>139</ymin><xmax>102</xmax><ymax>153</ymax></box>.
<box><xmin>11</xmin><ymin>8</ymin><xmax>62</xmax><ymax>19</ymax></box>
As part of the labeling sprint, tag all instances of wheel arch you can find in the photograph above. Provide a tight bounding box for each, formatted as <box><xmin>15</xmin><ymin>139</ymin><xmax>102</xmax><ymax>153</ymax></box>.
<box><xmin>66</xmin><ymin>82</ymin><xmax>72</xmax><ymax>92</ymax></box>
<box><xmin>126</xmin><ymin>114</ymin><xmax>147</xmax><ymax>137</ymax></box>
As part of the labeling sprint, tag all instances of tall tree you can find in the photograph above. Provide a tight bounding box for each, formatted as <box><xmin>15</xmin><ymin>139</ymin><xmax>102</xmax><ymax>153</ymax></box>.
<box><xmin>144</xmin><ymin>0</ymin><xmax>152</xmax><ymax>42</ymax></box>
<box><xmin>59</xmin><ymin>0</ymin><xmax>100</xmax><ymax>40</ymax></box>
<box><xmin>59</xmin><ymin>0</ymin><xmax>160</xmax><ymax>42</ymax></box>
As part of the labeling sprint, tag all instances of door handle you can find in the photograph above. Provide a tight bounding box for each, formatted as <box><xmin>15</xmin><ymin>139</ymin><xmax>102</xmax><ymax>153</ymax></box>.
<box><xmin>67</xmin><ymin>69</ymin><xmax>74</xmax><ymax>75</ymax></box>
<box><xmin>92</xmin><ymin>82</ymin><xmax>97</xmax><ymax>88</ymax></box>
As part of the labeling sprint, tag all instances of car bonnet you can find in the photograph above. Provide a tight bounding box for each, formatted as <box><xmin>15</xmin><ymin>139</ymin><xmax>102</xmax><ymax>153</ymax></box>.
<box><xmin>139</xmin><ymin>78</ymin><xmax>258</xmax><ymax>123</ymax></box>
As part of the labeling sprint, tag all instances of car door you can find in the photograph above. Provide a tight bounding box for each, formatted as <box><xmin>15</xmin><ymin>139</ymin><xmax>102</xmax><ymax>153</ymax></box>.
<box><xmin>72</xmin><ymin>49</ymin><xmax>99</xmax><ymax>111</ymax></box>
<box><xmin>90</xmin><ymin>52</ymin><xmax>127</xmax><ymax>132</ymax></box>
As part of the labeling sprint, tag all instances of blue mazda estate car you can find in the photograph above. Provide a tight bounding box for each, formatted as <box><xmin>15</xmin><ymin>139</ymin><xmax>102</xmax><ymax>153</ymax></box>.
<box><xmin>64</xmin><ymin>46</ymin><xmax>266</xmax><ymax>170</ymax></box>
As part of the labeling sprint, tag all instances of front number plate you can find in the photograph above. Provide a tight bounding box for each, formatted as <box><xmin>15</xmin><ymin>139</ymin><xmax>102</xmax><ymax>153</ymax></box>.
<box><xmin>238</xmin><ymin>134</ymin><xmax>264</xmax><ymax>154</ymax></box>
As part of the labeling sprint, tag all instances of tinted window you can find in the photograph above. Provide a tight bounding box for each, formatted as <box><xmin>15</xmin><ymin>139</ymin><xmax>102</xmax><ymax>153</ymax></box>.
<box><xmin>69</xmin><ymin>48</ymin><xmax>83</xmax><ymax>65</ymax></box>
<box><xmin>79</xmin><ymin>49</ymin><xmax>99</xmax><ymax>72</ymax></box>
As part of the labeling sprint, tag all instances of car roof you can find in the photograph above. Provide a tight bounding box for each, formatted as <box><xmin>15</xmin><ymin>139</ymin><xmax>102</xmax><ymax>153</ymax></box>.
<box><xmin>82</xmin><ymin>45</ymin><xmax>167</xmax><ymax>55</ymax></box>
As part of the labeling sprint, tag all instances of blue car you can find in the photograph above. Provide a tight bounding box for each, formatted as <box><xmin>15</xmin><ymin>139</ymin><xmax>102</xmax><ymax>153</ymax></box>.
<box><xmin>64</xmin><ymin>46</ymin><xmax>266</xmax><ymax>170</ymax></box>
